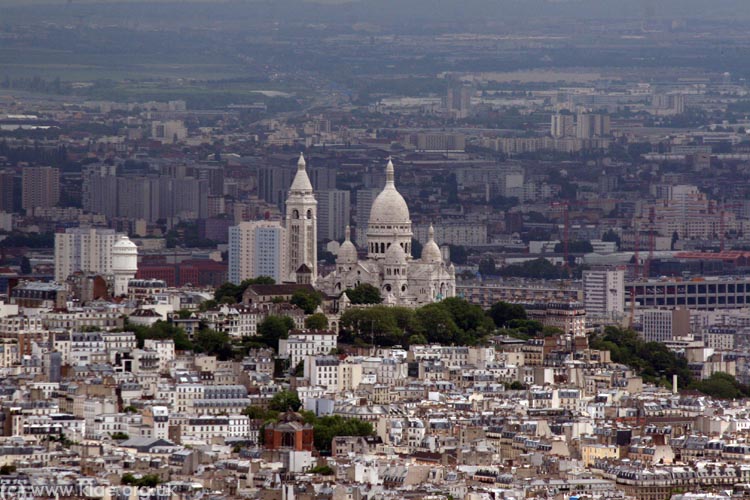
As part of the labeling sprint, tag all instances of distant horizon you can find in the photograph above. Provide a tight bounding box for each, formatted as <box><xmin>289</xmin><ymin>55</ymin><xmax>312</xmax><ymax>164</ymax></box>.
<box><xmin>6</xmin><ymin>0</ymin><xmax>750</xmax><ymax>21</ymax></box>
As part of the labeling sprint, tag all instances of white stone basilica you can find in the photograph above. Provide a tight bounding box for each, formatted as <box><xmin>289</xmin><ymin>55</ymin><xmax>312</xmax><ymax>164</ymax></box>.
<box><xmin>310</xmin><ymin>157</ymin><xmax>456</xmax><ymax>306</ymax></box>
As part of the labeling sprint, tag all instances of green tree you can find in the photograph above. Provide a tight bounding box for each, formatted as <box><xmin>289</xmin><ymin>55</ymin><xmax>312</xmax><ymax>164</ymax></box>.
<box><xmin>499</xmin><ymin>258</ymin><xmax>567</xmax><ymax>279</ymax></box>
<box><xmin>304</xmin><ymin>313</ymin><xmax>328</xmax><ymax>330</ymax></box>
<box><xmin>408</xmin><ymin>333</ymin><xmax>428</xmax><ymax>345</ymax></box>
<box><xmin>308</xmin><ymin>465</ymin><xmax>334</xmax><ymax>475</ymax></box>
<box><xmin>692</xmin><ymin>372</ymin><xmax>746</xmax><ymax>399</ymax></box>
<box><xmin>312</xmin><ymin>415</ymin><xmax>374</xmax><ymax>455</ymax></box>
<box><xmin>291</xmin><ymin>289</ymin><xmax>323</xmax><ymax>314</ymax></box>
<box><xmin>199</xmin><ymin>299</ymin><xmax>218</xmax><ymax>311</ymax></box>
<box><xmin>214</xmin><ymin>277</ymin><xmax>275</xmax><ymax>303</ymax></box>
<box><xmin>489</xmin><ymin>302</ymin><xmax>527</xmax><ymax>328</ymax></box>
<box><xmin>269</xmin><ymin>390</ymin><xmax>302</xmax><ymax>412</ymax></box>
<box><xmin>257</xmin><ymin>315</ymin><xmax>295</xmax><ymax>349</ymax></box>
<box><xmin>542</xmin><ymin>326</ymin><xmax>565</xmax><ymax>337</ymax></box>
<box><xmin>110</xmin><ymin>432</ymin><xmax>129</xmax><ymax>440</ymax></box>
<box><xmin>345</xmin><ymin>283</ymin><xmax>382</xmax><ymax>304</ymax></box>
<box><xmin>554</xmin><ymin>240</ymin><xmax>594</xmax><ymax>254</ymax></box>
<box><xmin>440</xmin><ymin>297</ymin><xmax>494</xmax><ymax>334</ymax></box>
<box><xmin>175</xmin><ymin>309</ymin><xmax>193</xmax><ymax>319</ymax></box>
<box><xmin>415</xmin><ymin>303</ymin><xmax>460</xmax><ymax>344</ymax></box>
<box><xmin>124</xmin><ymin>320</ymin><xmax>193</xmax><ymax>350</ymax></box>
<box><xmin>214</xmin><ymin>282</ymin><xmax>241</xmax><ymax>303</ymax></box>
<box><xmin>590</xmin><ymin>326</ymin><xmax>693</xmax><ymax>388</ymax></box>
<box><xmin>193</xmin><ymin>328</ymin><xmax>233</xmax><ymax>360</ymax></box>
<box><xmin>478</xmin><ymin>257</ymin><xmax>496</xmax><ymax>276</ymax></box>
<box><xmin>242</xmin><ymin>405</ymin><xmax>279</xmax><ymax>421</ymax></box>
<box><xmin>340</xmin><ymin>306</ymin><xmax>400</xmax><ymax>345</ymax></box>
<box><xmin>121</xmin><ymin>473</ymin><xmax>137</xmax><ymax>485</ymax></box>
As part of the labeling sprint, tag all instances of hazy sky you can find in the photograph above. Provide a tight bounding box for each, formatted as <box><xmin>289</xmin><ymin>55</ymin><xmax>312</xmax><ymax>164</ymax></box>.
<box><xmin>5</xmin><ymin>0</ymin><xmax>750</xmax><ymax>20</ymax></box>
<box><xmin>3</xmin><ymin>0</ymin><xmax>750</xmax><ymax>35</ymax></box>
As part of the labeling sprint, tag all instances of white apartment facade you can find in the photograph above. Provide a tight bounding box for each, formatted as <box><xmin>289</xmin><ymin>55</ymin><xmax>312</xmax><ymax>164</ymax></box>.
<box><xmin>228</xmin><ymin>221</ymin><xmax>287</xmax><ymax>284</ymax></box>
<box><xmin>54</xmin><ymin>227</ymin><xmax>118</xmax><ymax>283</ymax></box>
<box><xmin>583</xmin><ymin>268</ymin><xmax>625</xmax><ymax>320</ymax></box>
<box><xmin>278</xmin><ymin>330</ymin><xmax>338</xmax><ymax>367</ymax></box>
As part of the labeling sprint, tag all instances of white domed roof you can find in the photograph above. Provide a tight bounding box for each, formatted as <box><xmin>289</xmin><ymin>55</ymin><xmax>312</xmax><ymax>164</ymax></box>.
<box><xmin>368</xmin><ymin>158</ymin><xmax>410</xmax><ymax>225</ymax></box>
<box><xmin>290</xmin><ymin>152</ymin><xmax>313</xmax><ymax>192</ymax></box>
<box><xmin>385</xmin><ymin>243</ymin><xmax>407</xmax><ymax>265</ymax></box>
<box><xmin>113</xmin><ymin>235</ymin><xmax>137</xmax><ymax>250</ymax></box>
<box><xmin>337</xmin><ymin>226</ymin><xmax>358</xmax><ymax>264</ymax></box>
<box><xmin>421</xmin><ymin>225</ymin><xmax>442</xmax><ymax>264</ymax></box>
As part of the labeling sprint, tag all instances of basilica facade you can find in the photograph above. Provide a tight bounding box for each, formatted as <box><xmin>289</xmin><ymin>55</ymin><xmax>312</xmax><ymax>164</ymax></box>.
<box><xmin>312</xmin><ymin>158</ymin><xmax>456</xmax><ymax>306</ymax></box>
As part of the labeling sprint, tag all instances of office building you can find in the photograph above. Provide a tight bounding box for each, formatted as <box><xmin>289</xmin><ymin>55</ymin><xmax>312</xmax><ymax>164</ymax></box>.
<box><xmin>0</xmin><ymin>171</ymin><xmax>17</xmax><ymax>213</ymax></box>
<box><xmin>355</xmin><ymin>188</ymin><xmax>380</xmax><ymax>248</ymax></box>
<box><xmin>575</xmin><ymin>112</ymin><xmax>611</xmax><ymax>139</ymax></box>
<box><xmin>151</xmin><ymin>120</ymin><xmax>187</xmax><ymax>144</ymax></box>
<box><xmin>258</xmin><ymin>165</ymin><xmax>294</xmax><ymax>209</ymax></box>
<box><xmin>583</xmin><ymin>268</ymin><xmax>625</xmax><ymax>319</ymax></box>
<box><xmin>445</xmin><ymin>85</ymin><xmax>472</xmax><ymax>119</ymax></box>
<box><xmin>21</xmin><ymin>166</ymin><xmax>59</xmax><ymax>212</ymax></box>
<box><xmin>317</xmin><ymin>189</ymin><xmax>350</xmax><ymax>242</ymax></box>
<box><xmin>82</xmin><ymin>166</ymin><xmax>209</xmax><ymax>222</ymax></box>
<box><xmin>551</xmin><ymin>113</ymin><xmax>575</xmax><ymax>139</ymax></box>
<box><xmin>626</xmin><ymin>276</ymin><xmax>750</xmax><ymax>310</ymax></box>
<box><xmin>415</xmin><ymin>133</ymin><xmax>466</xmax><ymax>152</ymax></box>
<box><xmin>640</xmin><ymin>308</ymin><xmax>690</xmax><ymax>343</ymax></box>
<box><xmin>413</xmin><ymin>223</ymin><xmax>487</xmax><ymax>247</ymax></box>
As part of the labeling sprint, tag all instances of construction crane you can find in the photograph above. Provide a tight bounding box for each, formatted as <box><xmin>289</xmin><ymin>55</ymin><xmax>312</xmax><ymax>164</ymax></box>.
<box><xmin>644</xmin><ymin>207</ymin><xmax>656</xmax><ymax>279</ymax></box>
<box><xmin>632</xmin><ymin>219</ymin><xmax>640</xmax><ymax>280</ymax></box>
<box><xmin>550</xmin><ymin>199</ymin><xmax>605</xmax><ymax>271</ymax></box>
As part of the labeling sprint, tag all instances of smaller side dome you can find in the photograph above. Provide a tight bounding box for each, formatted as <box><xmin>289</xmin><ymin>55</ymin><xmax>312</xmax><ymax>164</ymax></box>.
<box><xmin>421</xmin><ymin>224</ymin><xmax>442</xmax><ymax>264</ymax></box>
<box><xmin>337</xmin><ymin>226</ymin><xmax>358</xmax><ymax>264</ymax></box>
<box><xmin>385</xmin><ymin>243</ymin><xmax>407</xmax><ymax>265</ymax></box>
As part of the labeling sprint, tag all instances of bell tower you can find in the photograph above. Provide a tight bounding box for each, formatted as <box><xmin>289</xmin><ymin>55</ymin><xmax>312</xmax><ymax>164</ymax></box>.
<box><xmin>285</xmin><ymin>153</ymin><xmax>317</xmax><ymax>283</ymax></box>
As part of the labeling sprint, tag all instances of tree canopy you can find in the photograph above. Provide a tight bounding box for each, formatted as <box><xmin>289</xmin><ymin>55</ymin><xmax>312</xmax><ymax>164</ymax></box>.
<box><xmin>304</xmin><ymin>313</ymin><xmax>328</xmax><ymax>330</ymax></box>
<box><xmin>489</xmin><ymin>302</ymin><xmax>527</xmax><ymax>328</ymax></box>
<box><xmin>290</xmin><ymin>288</ymin><xmax>323</xmax><ymax>314</ymax></box>
<box><xmin>193</xmin><ymin>328</ymin><xmax>233</xmax><ymax>360</ymax></box>
<box><xmin>257</xmin><ymin>315</ymin><xmax>295</xmax><ymax>349</ymax></box>
<box><xmin>214</xmin><ymin>277</ymin><xmax>275</xmax><ymax>303</ymax></box>
<box><xmin>340</xmin><ymin>298</ymin><xmax>496</xmax><ymax>346</ymax></box>
<box><xmin>268</xmin><ymin>390</ymin><xmax>302</xmax><ymax>412</ymax></box>
<box><xmin>345</xmin><ymin>283</ymin><xmax>382</xmax><ymax>304</ymax></box>
<box><xmin>124</xmin><ymin>320</ymin><xmax>192</xmax><ymax>351</ymax></box>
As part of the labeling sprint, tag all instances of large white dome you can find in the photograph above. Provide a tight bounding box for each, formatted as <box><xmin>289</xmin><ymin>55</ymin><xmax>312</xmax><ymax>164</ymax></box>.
<box><xmin>368</xmin><ymin>158</ymin><xmax>410</xmax><ymax>225</ymax></box>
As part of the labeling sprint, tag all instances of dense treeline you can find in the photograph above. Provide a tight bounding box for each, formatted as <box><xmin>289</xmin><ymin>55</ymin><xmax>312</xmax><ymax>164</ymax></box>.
<box><xmin>340</xmin><ymin>297</ymin><xmax>506</xmax><ymax>346</ymax></box>
<box><xmin>590</xmin><ymin>326</ymin><xmax>750</xmax><ymax>399</ymax></box>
